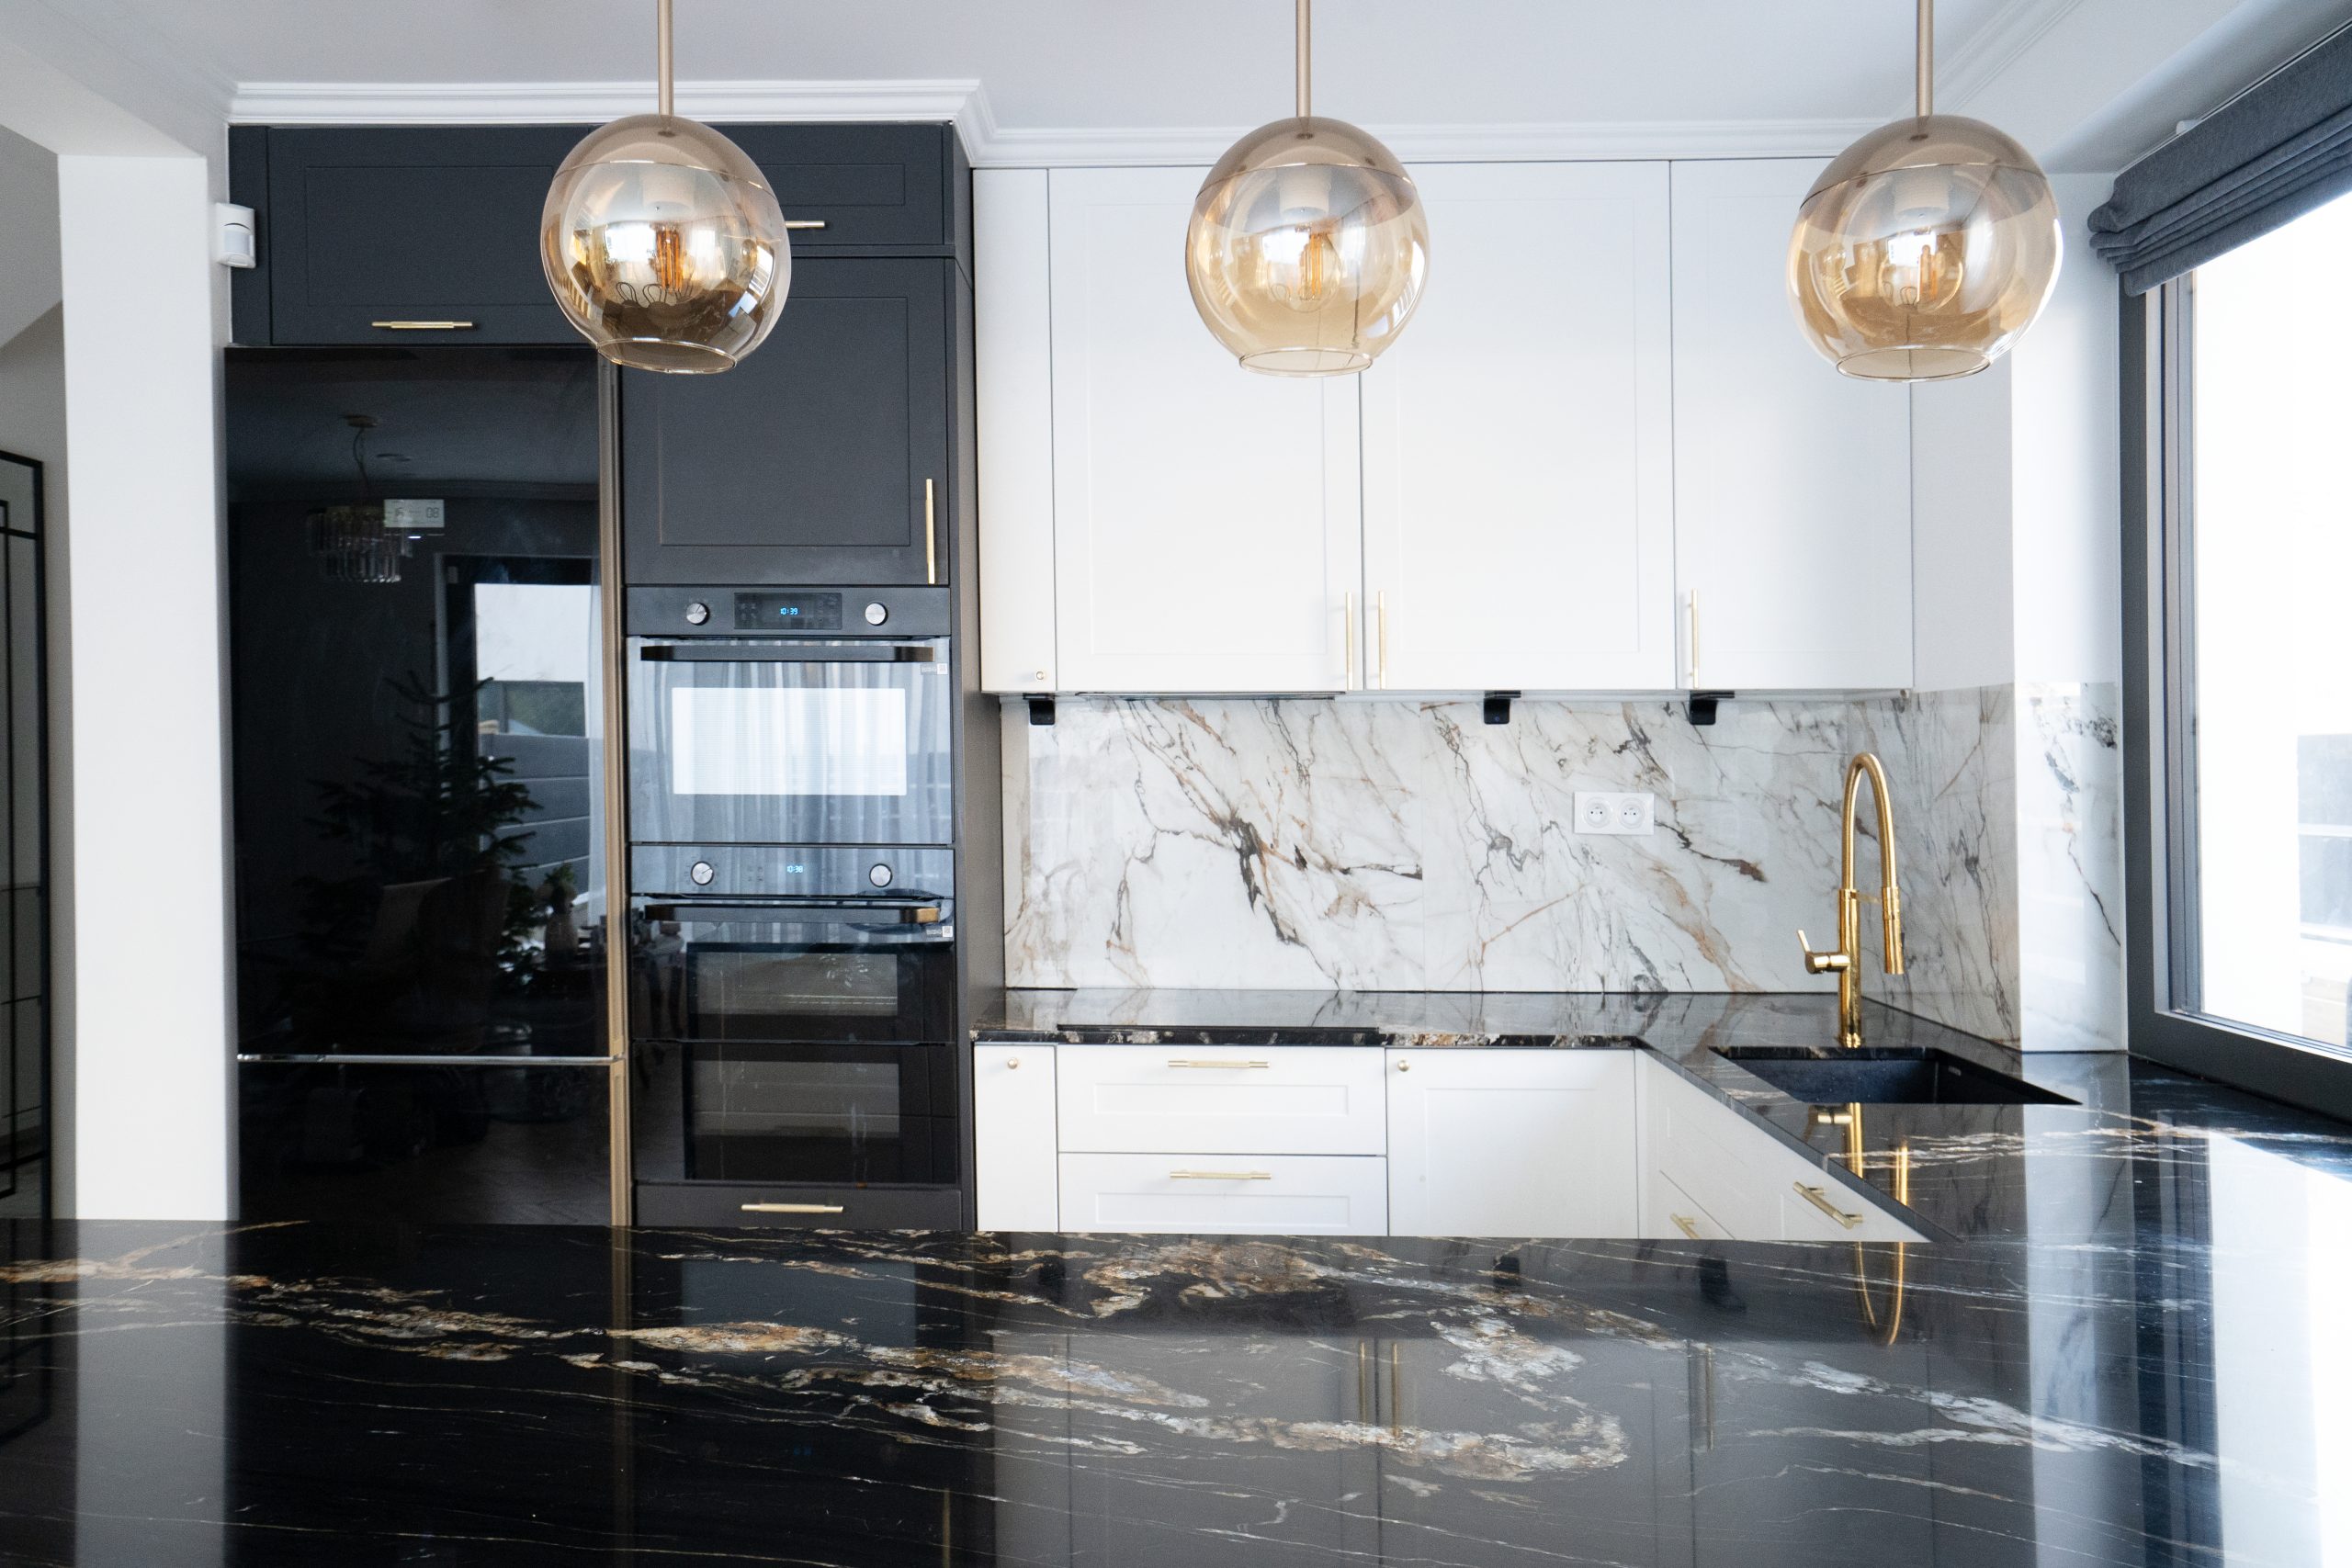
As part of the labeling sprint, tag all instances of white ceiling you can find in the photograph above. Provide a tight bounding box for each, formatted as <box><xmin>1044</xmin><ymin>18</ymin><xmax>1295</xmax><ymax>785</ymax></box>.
<box><xmin>20</xmin><ymin>0</ymin><xmax>2352</xmax><ymax>171</ymax></box>
<box><xmin>64</xmin><ymin>0</ymin><xmax>2018</xmax><ymax>134</ymax></box>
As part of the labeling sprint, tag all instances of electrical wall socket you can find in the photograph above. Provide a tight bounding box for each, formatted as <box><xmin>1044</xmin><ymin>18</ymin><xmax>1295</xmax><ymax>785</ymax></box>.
<box><xmin>1574</xmin><ymin>791</ymin><xmax>1656</xmax><ymax>836</ymax></box>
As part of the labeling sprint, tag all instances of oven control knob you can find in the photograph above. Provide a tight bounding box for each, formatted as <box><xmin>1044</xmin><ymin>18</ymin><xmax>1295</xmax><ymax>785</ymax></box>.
<box><xmin>684</xmin><ymin>601</ymin><xmax>711</xmax><ymax>626</ymax></box>
<box><xmin>863</xmin><ymin>602</ymin><xmax>888</xmax><ymax>626</ymax></box>
<box><xmin>690</xmin><ymin>861</ymin><xmax>716</xmax><ymax>886</ymax></box>
<box><xmin>867</xmin><ymin>863</ymin><xmax>894</xmax><ymax>888</ymax></box>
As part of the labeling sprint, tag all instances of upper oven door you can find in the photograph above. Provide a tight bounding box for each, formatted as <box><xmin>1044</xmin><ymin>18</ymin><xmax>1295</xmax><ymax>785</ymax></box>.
<box><xmin>628</xmin><ymin>637</ymin><xmax>954</xmax><ymax>846</ymax></box>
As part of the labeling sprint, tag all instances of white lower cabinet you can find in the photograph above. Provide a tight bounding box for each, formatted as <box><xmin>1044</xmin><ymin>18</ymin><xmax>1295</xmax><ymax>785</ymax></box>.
<box><xmin>975</xmin><ymin>1044</ymin><xmax>1926</xmax><ymax>1242</ymax></box>
<box><xmin>1385</xmin><ymin>1049</ymin><xmax>1640</xmax><ymax>1237</ymax></box>
<box><xmin>974</xmin><ymin>1044</ymin><xmax>1059</xmax><ymax>1230</ymax></box>
<box><xmin>1057</xmin><ymin>1153</ymin><xmax>1389</xmax><ymax>1235</ymax></box>
<box><xmin>1634</xmin><ymin>1054</ymin><xmax>1925</xmax><ymax>1243</ymax></box>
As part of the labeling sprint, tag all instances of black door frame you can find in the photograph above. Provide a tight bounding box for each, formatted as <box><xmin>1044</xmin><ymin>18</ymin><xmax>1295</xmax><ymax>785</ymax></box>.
<box><xmin>2120</xmin><ymin>283</ymin><xmax>2352</xmax><ymax>1122</ymax></box>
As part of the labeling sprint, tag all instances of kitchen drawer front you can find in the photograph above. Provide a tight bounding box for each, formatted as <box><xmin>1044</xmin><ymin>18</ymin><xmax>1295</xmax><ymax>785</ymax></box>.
<box><xmin>1774</xmin><ymin>1175</ymin><xmax>1924</xmax><ymax>1243</ymax></box>
<box><xmin>633</xmin><ymin>1180</ymin><xmax>962</xmax><ymax>1230</ymax></box>
<box><xmin>1638</xmin><ymin>1058</ymin><xmax>1776</xmax><ymax>1236</ymax></box>
<box><xmin>1644</xmin><ymin>1168</ymin><xmax>1732</xmax><ymax>1242</ymax></box>
<box><xmin>1054</xmin><ymin>1046</ymin><xmax>1386</xmax><ymax>1155</ymax></box>
<box><xmin>1057</xmin><ymin>1154</ymin><xmax>1387</xmax><ymax>1235</ymax></box>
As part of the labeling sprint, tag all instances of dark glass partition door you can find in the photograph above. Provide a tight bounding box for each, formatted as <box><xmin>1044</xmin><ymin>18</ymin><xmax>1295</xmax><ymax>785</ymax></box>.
<box><xmin>226</xmin><ymin>347</ymin><xmax>613</xmax><ymax>1224</ymax></box>
<box><xmin>0</xmin><ymin>453</ymin><xmax>46</xmax><ymax>1223</ymax></box>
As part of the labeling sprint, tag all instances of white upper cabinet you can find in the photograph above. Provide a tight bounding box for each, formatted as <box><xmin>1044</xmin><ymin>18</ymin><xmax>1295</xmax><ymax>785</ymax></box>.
<box><xmin>1669</xmin><ymin>160</ymin><xmax>1914</xmax><ymax>690</ymax></box>
<box><xmin>1044</xmin><ymin>165</ymin><xmax>1362</xmax><ymax>694</ymax></box>
<box><xmin>1361</xmin><ymin>162</ymin><xmax>1677</xmax><ymax>692</ymax></box>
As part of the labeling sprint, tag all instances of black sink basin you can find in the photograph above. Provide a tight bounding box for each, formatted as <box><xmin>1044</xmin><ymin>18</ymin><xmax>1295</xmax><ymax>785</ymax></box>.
<box><xmin>1712</xmin><ymin>1046</ymin><xmax>2076</xmax><ymax>1105</ymax></box>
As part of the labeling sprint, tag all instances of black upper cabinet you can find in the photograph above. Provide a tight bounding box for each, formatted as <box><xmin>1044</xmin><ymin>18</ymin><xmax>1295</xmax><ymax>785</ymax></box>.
<box><xmin>621</xmin><ymin>259</ymin><xmax>954</xmax><ymax>586</ymax></box>
<box><xmin>257</xmin><ymin>126</ymin><xmax>588</xmax><ymax>344</ymax></box>
<box><xmin>235</xmin><ymin>124</ymin><xmax>969</xmax><ymax>346</ymax></box>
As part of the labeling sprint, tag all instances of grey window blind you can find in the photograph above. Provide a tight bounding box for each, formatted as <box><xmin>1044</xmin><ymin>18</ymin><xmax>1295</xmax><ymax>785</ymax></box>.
<box><xmin>2089</xmin><ymin>22</ymin><xmax>2352</xmax><ymax>294</ymax></box>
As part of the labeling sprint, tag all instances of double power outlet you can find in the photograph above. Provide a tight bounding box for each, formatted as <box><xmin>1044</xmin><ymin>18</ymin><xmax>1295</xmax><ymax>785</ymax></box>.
<box><xmin>1573</xmin><ymin>791</ymin><xmax>1657</xmax><ymax>837</ymax></box>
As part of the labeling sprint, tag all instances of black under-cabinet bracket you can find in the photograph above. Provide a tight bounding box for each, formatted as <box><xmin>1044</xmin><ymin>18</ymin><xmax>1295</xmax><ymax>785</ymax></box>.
<box><xmin>1686</xmin><ymin>691</ymin><xmax>1735</xmax><ymax>728</ymax></box>
<box><xmin>1027</xmin><ymin>695</ymin><xmax>1057</xmax><ymax>727</ymax></box>
<box><xmin>1483</xmin><ymin>691</ymin><xmax>1520</xmax><ymax>725</ymax></box>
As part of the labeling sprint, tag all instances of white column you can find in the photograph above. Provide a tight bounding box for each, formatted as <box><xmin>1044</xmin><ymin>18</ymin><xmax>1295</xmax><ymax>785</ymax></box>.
<box><xmin>55</xmin><ymin>152</ymin><xmax>231</xmax><ymax>1219</ymax></box>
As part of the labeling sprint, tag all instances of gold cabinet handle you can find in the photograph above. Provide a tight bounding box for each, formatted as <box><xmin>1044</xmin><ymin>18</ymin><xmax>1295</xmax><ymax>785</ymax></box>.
<box><xmin>741</xmin><ymin>1202</ymin><xmax>846</xmax><ymax>1214</ymax></box>
<box><xmin>1376</xmin><ymin>590</ymin><xmax>1390</xmax><ymax>689</ymax></box>
<box><xmin>371</xmin><ymin>320</ymin><xmax>476</xmax><ymax>330</ymax></box>
<box><xmin>1170</xmin><ymin>1170</ymin><xmax>1272</xmax><ymax>1181</ymax></box>
<box><xmin>923</xmin><ymin>478</ymin><xmax>937</xmax><ymax>585</ymax></box>
<box><xmin>1671</xmin><ymin>1213</ymin><xmax>1702</xmax><ymax>1240</ymax></box>
<box><xmin>1793</xmin><ymin>1182</ymin><xmax>1864</xmax><ymax>1230</ymax></box>
<box><xmin>783</xmin><ymin>219</ymin><xmax>828</xmax><ymax>231</ymax></box>
<box><xmin>1166</xmin><ymin>1058</ymin><xmax>1270</xmax><ymax>1070</ymax></box>
<box><xmin>1688</xmin><ymin>588</ymin><xmax>1700</xmax><ymax>688</ymax></box>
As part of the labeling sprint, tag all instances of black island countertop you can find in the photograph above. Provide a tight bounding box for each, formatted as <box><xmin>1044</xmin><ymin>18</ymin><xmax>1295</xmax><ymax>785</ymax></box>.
<box><xmin>1</xmin><ymin>991</ymin><xmax>2347</xmax><ymax>1565</ymax></box>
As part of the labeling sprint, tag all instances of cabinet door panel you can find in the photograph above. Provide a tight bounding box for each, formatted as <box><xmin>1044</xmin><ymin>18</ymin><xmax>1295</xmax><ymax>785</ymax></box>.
<box><xmin>266</xmin><ymin>127</ymin><xmax>586</xmax><ymax>344</ymax></box>
<box><xmin>1047</xmin><ymin>167</ymin><xmax>1361</xmax><ymax>694</ymax></box>
<box><xmin>1670</xmin><ymin>160</ymin><xmax>1912</xmax><ymax>690</ymax></box>
<box><xmin>975</xmin><ymin>1045</ymin><xmax>1059</xmax><ymax>1230</ymax></box>
<box><xmin>1362</xmin><ymin>163</ymin><xmax>1675</xmax><ymax>692</ymax></box>
<box><xmin>1385</xmin><ymin>1049</ymin><xmax>1639</xmax><ymax>1236</ymax></box>
<box><xmin>621</xmin><ymin>259</ymin><xmax>952</xmax><ymax>585</ymax></box>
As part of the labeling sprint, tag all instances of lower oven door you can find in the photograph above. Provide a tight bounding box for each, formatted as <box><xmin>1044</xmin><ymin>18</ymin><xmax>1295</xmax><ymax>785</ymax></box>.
<box><xmin>630</xmin><ymin>1040</ymin><xmax>960</xmax><ymax>1190</ymax></box>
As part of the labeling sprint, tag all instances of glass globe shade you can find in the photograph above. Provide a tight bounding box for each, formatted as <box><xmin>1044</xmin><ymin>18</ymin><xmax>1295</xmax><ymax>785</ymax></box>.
<box><xmin>541</xmin><ymin>115</ymin><xmax>791</xmax><ymax>374</ymax></box>
<box><xmin>1788</xmin><ymin>115</ymin><xmax>2062</xmax><ymax>381</ymax></box>
<box><xmin>1186</xmin><ymin>117</ymin><xmax>1430</xmax><ymax>376</ymax></box>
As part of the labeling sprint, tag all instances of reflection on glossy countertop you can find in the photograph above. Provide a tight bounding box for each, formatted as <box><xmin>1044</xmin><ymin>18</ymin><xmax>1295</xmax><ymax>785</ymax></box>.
<box><xmin>2</xmin><ymin>1028</ymin><xmax>2349</xmax><ymax>1566</ymax></box>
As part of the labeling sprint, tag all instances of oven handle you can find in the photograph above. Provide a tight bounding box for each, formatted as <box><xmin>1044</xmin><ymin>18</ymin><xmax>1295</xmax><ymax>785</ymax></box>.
<box><xmin>641</xmin><ymin>900</ymin><xmax>945</xmax><ymax>925</ymax></box>
<box><xmin>638</xmin><ymin>644</ymin><xmax>935</xmax><ymax>665</ymax></box>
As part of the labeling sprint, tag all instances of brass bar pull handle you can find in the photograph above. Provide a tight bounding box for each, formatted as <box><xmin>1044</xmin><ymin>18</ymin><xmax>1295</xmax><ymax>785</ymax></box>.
<box><xmin>1166</xmin><ymin>1058</ymin><xmax>1271</xmax><ymax>1070</ymax></box>
<box><xmin>923</xmin><ymin>479</ymin><xmax>937</xmax><ymax>585</ymax></box>
<box><xmin>1376</xmin><ymin>590</ymin><xmax>1390</xmax><ymax>690</ymax></box>
<box><xmin>741</xmin><ymin>1202</ymin><xmax>847</xmax><ymax>1214</ymax></box>
<box><xmin>1671</xmin><ymin>1213</ymin><xmax>1702</xmax><ymax>1240</ymax></box>
<box><xmin>1794</xmin><ymin>1182</ymin><xmax>1864</xmax><ymax>1230</ymax></box>
<box><xmin>371</xmin><ymin>320</ymin><xmax>476</xmax><ymax>331</ymax></box>
<box><xmin>1688</xmin><ymin>589</ymin><xmax>1700</xmax><ymax>688</ymax></box>
<box><xmin>783</xmin><ymin>219</ymin><xmax>828</xmax><ymax>231</ymax></box>
<box><xmin>1170</xmin><ymin>1170</ymin><xmax>1273</xmax><ymax>1181</ymax></box>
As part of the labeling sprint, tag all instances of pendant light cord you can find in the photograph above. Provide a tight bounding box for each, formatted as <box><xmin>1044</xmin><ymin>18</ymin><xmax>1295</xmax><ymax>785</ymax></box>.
<box><xmin>1295</xmin><ymin>0</ymin><xmax>1311</xmax><ymax>118</ymax></box>
<box><xmin>657</xmin><ymin>0</ymin><xmax>675</xmax><ymax>118</ymax></box>
<box><xmin>1916</xmin><ymin>0</ymin><xmax>1933</xmax><ymax>118</ymax></box>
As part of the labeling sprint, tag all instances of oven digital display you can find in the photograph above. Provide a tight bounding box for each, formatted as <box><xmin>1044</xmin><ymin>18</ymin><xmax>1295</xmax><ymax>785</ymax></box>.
<box><xmin>733</xmin><ymin>592</ymin><xmax>842</xmax><ymax>631</ymax></box>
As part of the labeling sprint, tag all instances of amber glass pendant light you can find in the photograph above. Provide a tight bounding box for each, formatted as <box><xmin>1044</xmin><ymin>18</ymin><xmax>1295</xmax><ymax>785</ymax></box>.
<box><xmin>1185</xmin><ymin>0</ymin><xmax>1430</xmax><ymax>375</ymax></box>
<box><xmin>540</xmin><ymin>0</ymin><xmax>790</xmax><ymax>373</ymax></box>
<box><xmin>1788</xmin><ymin>0</ymin><xmax>2061</xmax><ymax>380</ymax></box>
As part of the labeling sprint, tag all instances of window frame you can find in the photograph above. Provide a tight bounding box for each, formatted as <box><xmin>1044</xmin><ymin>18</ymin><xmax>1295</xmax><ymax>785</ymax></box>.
<box><xmin>2121</xmin><ymin>277</ymin><xmax>2352</xmax><ymax>1121</ymax></box>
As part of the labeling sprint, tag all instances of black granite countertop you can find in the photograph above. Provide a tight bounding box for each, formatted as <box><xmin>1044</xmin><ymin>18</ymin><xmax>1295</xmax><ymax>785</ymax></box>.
<box><xmin>1</xmin><ymin>996</ymin><xmax>2346</xmax><ymax>1565</ymax></box>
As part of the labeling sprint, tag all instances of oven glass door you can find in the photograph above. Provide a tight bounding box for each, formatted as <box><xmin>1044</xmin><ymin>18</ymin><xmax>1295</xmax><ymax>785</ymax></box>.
<box><xmin>631</xmin><ymin>898</ymin><xmax>955</xmax><ymax>1047</ymax></box>
<box><xmin>627</xmin><ymin>638</ymin><xmax>953</xmax><ymax>846</ymax></box>
<box><xmin>639</xmin><ymin>1041</ymin><xmax>958</xmax><ymax>1187</ymax></box>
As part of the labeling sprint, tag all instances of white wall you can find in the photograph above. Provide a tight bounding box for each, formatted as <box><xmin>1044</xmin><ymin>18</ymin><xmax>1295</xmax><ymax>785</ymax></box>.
<box><xmin>53</xmin><ymin>154</ymin><xmax>231</xmax><ymax>1219</ymax></box>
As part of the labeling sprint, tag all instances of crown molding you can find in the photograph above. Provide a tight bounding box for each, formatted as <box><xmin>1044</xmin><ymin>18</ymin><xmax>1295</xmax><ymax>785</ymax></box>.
<box><xmin>1932</xmin><ymin>0</ymin><xmax>2089</xmax><ymax>111</ymax></box>
<box><xmin>228</xmin><ymin>78</ymin><xmax>1875</xmax><ymax>167</ymax></box>
<box><xmin>972</xmin><ymin>118</ymin><xmax>1878</xmax><ymax>167</ymax></box>
<box><xmin>229</xmin><ymin>77</ymin><xmax>993</xmax><ymax>157</ymax></box>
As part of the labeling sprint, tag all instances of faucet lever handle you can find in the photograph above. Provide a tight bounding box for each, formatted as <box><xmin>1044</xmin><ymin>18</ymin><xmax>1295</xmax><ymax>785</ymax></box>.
<box><xmin>1797</xmin><ymin>929</ymin><xmax>1849</xmax><ymax>975</ymax></box>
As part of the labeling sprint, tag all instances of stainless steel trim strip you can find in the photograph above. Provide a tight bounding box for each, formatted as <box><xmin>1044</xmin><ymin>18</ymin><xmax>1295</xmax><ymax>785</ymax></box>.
<box><xmin>237</xmin><ymin>1055</ymin><xmax>622</xmax><ymax>1066</ymax></box>
<box><xmin>598</xmin><ymin>359</ymin><xmax>636</xmax><ymax>1226</ymax></box>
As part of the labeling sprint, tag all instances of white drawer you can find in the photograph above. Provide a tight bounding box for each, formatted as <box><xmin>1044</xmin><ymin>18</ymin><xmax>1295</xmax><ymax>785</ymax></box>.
<box><xmin>1644</xmin><ymin>1167</ymin><xmax>1732</xmax><ymax>1241</ymax></box>
<box><xmin>1775</xmin><ymin>1173</ymin><xmax>1923</xmax><ymax>1242</ymax></box>
<box><xmin>1057</xmin><ymin>1153</ymin><xmax>1388</xmax><ymax>1235</ymax></box>
<box><xmin>1054</xmin><ymin>1045</ymin><xmax>1386</xmax><ymax>1155</ymax></box>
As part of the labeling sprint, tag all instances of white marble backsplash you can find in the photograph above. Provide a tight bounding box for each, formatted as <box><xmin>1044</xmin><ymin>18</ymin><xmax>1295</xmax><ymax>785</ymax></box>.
<box><xmin>1001</xmin><ymin>686</ymin><xmax>2124</xmax><ymax>1049</ymax></box>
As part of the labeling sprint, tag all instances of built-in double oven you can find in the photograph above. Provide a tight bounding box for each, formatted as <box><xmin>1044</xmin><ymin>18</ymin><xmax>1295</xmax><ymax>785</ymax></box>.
<box><xmin>625</xmin><ymin>586</ymin><xmax>964</xmax><ymax>1226</ymax></box>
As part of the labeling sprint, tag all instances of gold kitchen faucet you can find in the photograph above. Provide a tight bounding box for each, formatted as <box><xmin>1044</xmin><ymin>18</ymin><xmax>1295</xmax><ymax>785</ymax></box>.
<box><xmin>1799</xmin><ymin>751</ymin><xmax>1905</xmax><ymax>1048</ymax></box>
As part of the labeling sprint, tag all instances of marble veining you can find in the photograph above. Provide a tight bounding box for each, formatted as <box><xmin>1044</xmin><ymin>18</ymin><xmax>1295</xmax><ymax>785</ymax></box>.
<box><xmin>1003</xmin><ymin>690</ymin><xmax>2124</xmax><ymax>1050</ymax></box>
<box><xmin>3</xmin><ymin>1043</ymin><xmax>2347</xmax><ymax>1568</ymax></box>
